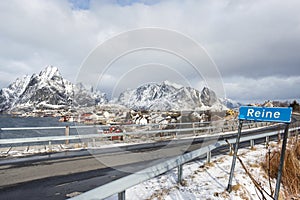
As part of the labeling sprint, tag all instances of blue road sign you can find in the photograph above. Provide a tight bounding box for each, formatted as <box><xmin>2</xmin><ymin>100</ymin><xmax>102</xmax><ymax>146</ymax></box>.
<box><xmin>239</xmin><ymin>106</ymin><xmax>292</xmax><ymax>123</ymax></box>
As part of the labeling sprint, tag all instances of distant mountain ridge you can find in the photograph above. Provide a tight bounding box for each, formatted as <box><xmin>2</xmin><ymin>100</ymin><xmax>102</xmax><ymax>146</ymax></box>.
<box><xmin>220</xmin><ymin>98</ymin><xmax>242</xmax><ymax>109</ymax></box>
<box><xmin>0</xmin><ymin>65</ymin><xmax>107</xmax><ymax>112</ymax></box>
<box><xmin>0</xmin><ymin>66</ymin><xmax>233</xmax><ymax>113</ymax></box>
<box><xmin>117</xmin><ymin>81</ymin><xmax>228</xmax><ymax>111</ymax></box>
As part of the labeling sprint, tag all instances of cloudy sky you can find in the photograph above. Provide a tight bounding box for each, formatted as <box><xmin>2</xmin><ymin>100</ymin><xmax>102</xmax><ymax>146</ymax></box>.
<box><xmin>0</xmin><ymin>0</ymin><xmax>299</xmax><ymax>103</ymax></box>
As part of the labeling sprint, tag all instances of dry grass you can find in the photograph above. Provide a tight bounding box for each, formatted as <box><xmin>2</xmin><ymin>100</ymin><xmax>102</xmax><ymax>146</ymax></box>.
<box><xmin>231</xmin><ymin>183</ymin><xmax>242</xmax><ymax>191</ymax></box>
<box><xmin>261</xmin><ymin>137</ymin><xmax>300</xmax><ymax>199</ymax></box>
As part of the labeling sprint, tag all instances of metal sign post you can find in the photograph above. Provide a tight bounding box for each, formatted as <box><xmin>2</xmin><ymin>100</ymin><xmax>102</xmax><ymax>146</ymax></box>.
<box><xmin>274</xmin><ymin>123</ymin><xmax>289</xmax><ymax>200</ymax></box>
<box><xmin>226</xmin><ymin>106</ymin><xmax>292</xmax><ymax>199</ymax></box>
<box><xmin>226</xmin><ymin>120</ymin><xmax>243</xmax><ymax>192</ymax></box>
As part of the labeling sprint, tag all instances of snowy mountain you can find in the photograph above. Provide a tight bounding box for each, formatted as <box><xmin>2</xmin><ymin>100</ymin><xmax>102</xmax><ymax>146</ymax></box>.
<box><xmin>0</xmin><ymin>67</ymin><xmax>230</xmax><ymax>113</ymax></box>
<box><xmin>0</xmin><ymin>65</ymin><xmax>107</xmax><ymax>112</ymax></box>
<box><xmin>220</xmin><ymin>98</ymin><xmax>242</xmax><ymax>109</ymax></box>
<box><xmin>0</xmin><ymin>75</ymin><xmax>31</xmax><ymax>111</ymax></box>
<box><xmin>117</xmin><ymin>81</ymin><xmax>227</xmax><ymax>111</ymax></box>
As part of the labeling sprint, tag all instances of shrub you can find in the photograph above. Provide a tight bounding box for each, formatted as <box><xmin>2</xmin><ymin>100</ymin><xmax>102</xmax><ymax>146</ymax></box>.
<box><xmin>261</xmin><ymin>137</ymin><xmax>300</xmax><ymax>199</ymax></box>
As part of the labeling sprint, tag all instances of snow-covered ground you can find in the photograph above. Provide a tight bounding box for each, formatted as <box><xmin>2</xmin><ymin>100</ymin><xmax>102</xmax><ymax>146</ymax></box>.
<box><xmin>108</xmin><ymin>143</ymin><xmax>280</xmax><ymax>200</ymax></box>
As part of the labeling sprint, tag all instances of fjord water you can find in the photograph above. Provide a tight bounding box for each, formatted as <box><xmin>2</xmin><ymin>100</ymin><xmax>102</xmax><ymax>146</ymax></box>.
<box><xmin>0</xmin><ymin>114</ymin><xmax>80</xmax><ymax>146</ymax></box>
<box><xmin>0</xmin><ymin>114</ymin><xmax>72</xmax><ymax>128</ymax></box>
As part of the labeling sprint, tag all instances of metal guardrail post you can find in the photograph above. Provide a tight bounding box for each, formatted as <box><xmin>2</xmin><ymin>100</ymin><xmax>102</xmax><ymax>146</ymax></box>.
<box><xmin>229</xmin><ymin>144</ymin><xmax>233</xmax><ymax>155</ymax></box>
<box><xmin>250</xmin><ymin>140</ymin><xmax>254</xmax><ymax>149</ymax></box>
<box><xmin>178</xmin><ymin>164</ymin><xmax>183</xmax><ymax>184</ymax></box>
<box><xmin>192</xmin><ymin>123</ymin><xmax>196</xmax><ymax>135</ymax></box>
<box><xmin>48</xmin><ymin>141</ymin><xmax>52</xmax><ymax>152</ymax></box>
<box><xmin>265</xmin><ymin>136</ymin><xmax>269</xmax><ymax>147</ymax></box>
<box><xmin>118</xmin><ymin>191</ymin><xmax>125</xmax><ymax>200</ymax></box>
<box><xmin>206</xmin><ymin>151</ymin><xmax>211</xmax><ymax>163</ymax></box>
<box><xmin>277</xmin><ymin>127</ymin><xmax>282</xmax><ymax>142</ymax></box>
<box><xmin>65</xmin><ymin>126</ymin><xmax>70</xmax><ymax>145</ymax></box>
<box><xmin>92</xmin><ymin>138</ymin><xmax>96</xmax><ymax>147</ymax></box>
<box><xmin>296</xmin><ymin>126</ymin><xmax>299</xmax><ymax>142</ymax></box>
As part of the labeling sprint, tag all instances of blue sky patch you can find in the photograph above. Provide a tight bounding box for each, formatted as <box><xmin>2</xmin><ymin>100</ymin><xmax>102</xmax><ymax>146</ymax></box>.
<box><xmin>69</xmin><ymin>0</ymin><xmax>90</xmax><ymax>10</ymax></box>
<box><xmin>116</xmin><ymin>0</ymin><xmax>161</xmax><ymax>6</ymax></box>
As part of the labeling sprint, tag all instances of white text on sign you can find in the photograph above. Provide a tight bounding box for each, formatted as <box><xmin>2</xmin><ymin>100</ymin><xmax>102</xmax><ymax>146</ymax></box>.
<box><xmin>247</xmin><ymin>108</ymin><xmax>280</xmax><ymax>119</ymax></box>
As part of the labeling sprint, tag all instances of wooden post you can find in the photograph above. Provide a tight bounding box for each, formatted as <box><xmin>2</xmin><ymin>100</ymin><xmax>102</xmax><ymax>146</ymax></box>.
<box><xmin>65</xmin><ymin>125</ymin><xmax>70</xmax><ymax>145</ymax></box>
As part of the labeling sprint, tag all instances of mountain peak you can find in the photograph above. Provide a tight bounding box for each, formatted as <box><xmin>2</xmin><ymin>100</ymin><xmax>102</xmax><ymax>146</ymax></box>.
<box><xmin>201</xmin><ymin>87</ymin><xmax>211</xmax><ymax>93</ymax></box>
<box><xmin>162</xmin><ymin>80</ymin><xmax>183</xmax><ymax>89</ymax></box>
<box><xmin>39</xmin><ymin>65</ymin><xmax>61</xmax><ymax>80</ymax></box>
<box><xmin>0</xmin><ymin>66</ymin><xmax>107</xmax><ymax>112</ymax></box>
<box><xmin>200</xmin><ymin>87</ymin><xmax>218</xmax><ymax>107</ymax></box>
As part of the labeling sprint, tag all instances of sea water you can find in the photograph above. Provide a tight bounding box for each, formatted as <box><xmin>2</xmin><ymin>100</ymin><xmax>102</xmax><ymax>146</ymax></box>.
<box><xmin>0</xmin><ymin>114</ymin><xmax>90</xmax><ymax>147</ymax></box>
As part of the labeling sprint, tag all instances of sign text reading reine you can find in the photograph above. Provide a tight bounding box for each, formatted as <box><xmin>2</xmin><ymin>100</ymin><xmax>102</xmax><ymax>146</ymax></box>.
<box><xmin>239</xmin><ymin>106</ymin><xmax>292</xmax><ymax>123</ymax></box>
<box><xmin>247</xmin><ymin>108</ymin><xmax>280</xmax><ymax>119</ymax></box>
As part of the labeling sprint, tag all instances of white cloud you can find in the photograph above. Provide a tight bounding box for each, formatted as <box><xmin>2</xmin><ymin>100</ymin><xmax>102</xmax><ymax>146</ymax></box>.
<box><xmin>224</xmin><ymin>76</ymin><xmax>300</xmax><ymax>102</ymax></box>
<box><xmin>0</xmin><ymin>0</ymin><xmax>299</xmax><ymax>102</ymax></box>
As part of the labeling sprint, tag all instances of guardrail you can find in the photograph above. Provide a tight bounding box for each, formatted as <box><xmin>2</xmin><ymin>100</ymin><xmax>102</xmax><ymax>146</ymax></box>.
<box><xmin>0</xmin><ymin>121</ymin><xmax>271</xmax><ymax>147</ymax></box>
<box><xmin>70</xmin><ymin>124</ymin><xmax>300</xmax><ymax>200</ymax></box>
<box><xmin>0</xmin><ymin>121</ymin><xmax>210</xmax><ymax>131</ymax></box>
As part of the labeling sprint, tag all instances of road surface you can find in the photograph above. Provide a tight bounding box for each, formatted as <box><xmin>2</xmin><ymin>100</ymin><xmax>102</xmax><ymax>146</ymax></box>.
<box><xmin>1</xmin><ymin>119</ymin><xmax>297</xmax><ymax>200</ymax></box>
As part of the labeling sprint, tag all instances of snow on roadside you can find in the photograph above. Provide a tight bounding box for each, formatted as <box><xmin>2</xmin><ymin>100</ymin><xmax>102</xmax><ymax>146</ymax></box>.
<box><xmin>108</xmin><ymin>143</ymin><xmax>279</xmax><ymax>200</ymax></box>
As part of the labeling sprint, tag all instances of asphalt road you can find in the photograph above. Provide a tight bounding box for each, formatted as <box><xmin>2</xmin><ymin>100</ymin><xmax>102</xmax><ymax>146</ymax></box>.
<box><xmin>0</xmin><ymin>117</ymin><xmax>299</xmax><ymax>200</ymax></box>
<box><xmin>0</xmin><ymin>140</ymin><xmax>210</xmax><ymax>200</ymax></box>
